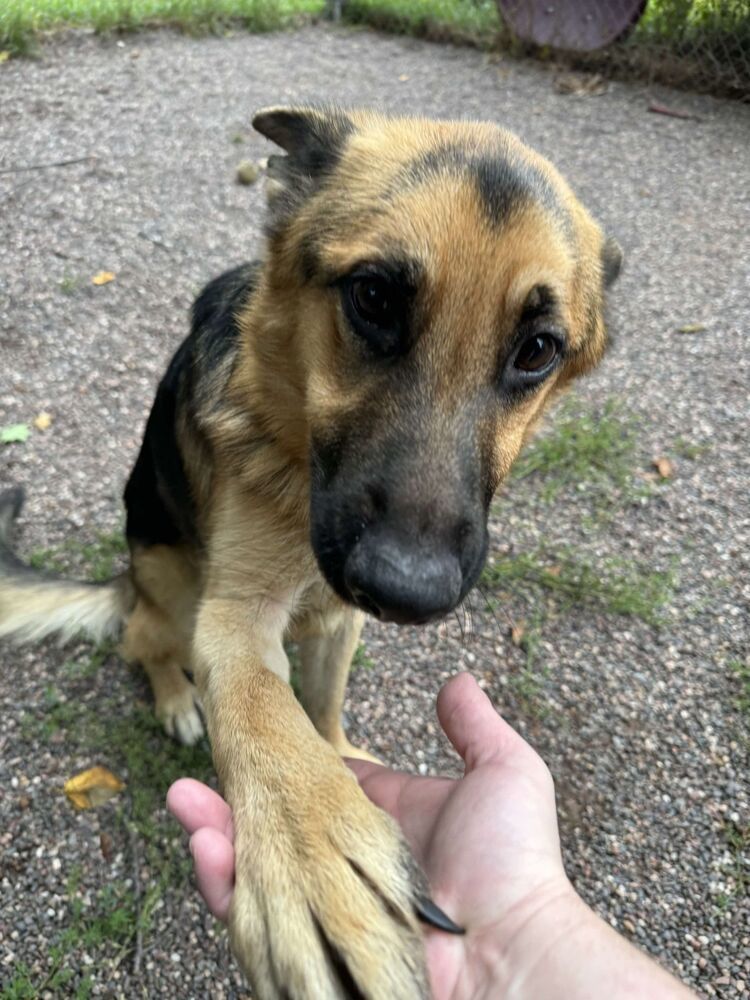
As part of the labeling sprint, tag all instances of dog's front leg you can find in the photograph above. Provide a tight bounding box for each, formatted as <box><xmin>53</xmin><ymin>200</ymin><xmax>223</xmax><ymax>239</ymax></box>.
<box><xmin>291</xmin><ymin>594</ymin><xmax>379</xmax><ymax>761</ymax></box>
<box><xmin>193</xmin><ymin>595</ymin><xmax>430</xmax><ymax>1000</ymax></box>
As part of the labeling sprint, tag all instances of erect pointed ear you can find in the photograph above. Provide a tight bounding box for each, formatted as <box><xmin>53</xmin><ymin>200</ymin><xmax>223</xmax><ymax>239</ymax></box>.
<box><xmin>252</xmin><ymin>106</ymin><xmax>354</xmax><ymax>235</ymax></box>
<box><xmin>601</xmin><ymin>235</ymin><xmax>623</xmax><ymax>288</ymax></box>
<box><xmin>253</xmin><ymin>107</ymin><xmax>353</xmax><ymax>169</ymax></box>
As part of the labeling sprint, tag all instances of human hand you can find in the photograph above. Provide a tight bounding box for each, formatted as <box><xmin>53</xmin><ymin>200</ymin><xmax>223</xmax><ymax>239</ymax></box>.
<box><xmin>168</xmin><ymin>672</ymin><xmax>570</xmax><ymax>997</ymax></box>
<box><xmin>345</xmin><ymin>671</ymin><xmax>571</xmax><ymax>997</ymax></box>
<box><xmin>168</xmin><ymin>673</ymin><xmax>693</xmax><ymax>999</ymax></box>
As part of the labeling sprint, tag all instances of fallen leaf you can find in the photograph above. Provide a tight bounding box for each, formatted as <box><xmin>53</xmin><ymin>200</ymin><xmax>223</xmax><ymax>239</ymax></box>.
<box><xmin>652</xmin><ymin>456</ymin><xmax>675</xmax><ymax>479</ymax></box>
<box><xmin>676</xmin><ymin>323</ymin><xmax>706</xmax><ymax>334</ymax></box>
<box><xmin>0</xmin><ymin>51</ymin><xmax>10</xmax><ymax>64</ymax></box>
<box><xmin>398</xmin><ymin>74</ymin><xmax>410</xmax><ymax>82</ymax></box>
<box><xmin>545</xmin><ymin>565</ymin><xmax>562</xmax><ymax>577</ymax></box>
<box><xmin>100</xmin><ymin>831</ymin><xmax>114</xmax><ymax>862</ymax></box>
<box><xmin>510</xmin><ymin>620</ymin><xmax>526</xmax><ymax>646</ymax></box>
<box><xmin>236</xmin><ymin>160</ymin><xmax>261</xmax><ymax>186</ymax></box>
<box><xmin>33</xmin><ymin>411</ymin><xmax>52</xmax><ymax>431</ymax></box>
<box><xmin>64</xmin><ymin>766</ymin><xmax>125</xmax><ymax>810</ymax></box>
<box><xmin>1</xmin><ymin>423</ymin><xmax>29</xmax><ymax>444</ymax></box>
<box><xmin>91</xmin><ymin>271</ymin><xmax>115</xmax><ymax>286</ymax></box>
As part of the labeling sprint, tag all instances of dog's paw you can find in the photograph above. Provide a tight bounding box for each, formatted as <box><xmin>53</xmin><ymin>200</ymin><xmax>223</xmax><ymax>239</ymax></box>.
<box><xmin>157</xmin><ymin>682</ymin><xmax>204</xmax><ymax>746</ymax></box>
<box><xmin>227</xmin><ymin>755</ymin><xmax>430</xmax><ymax>999</ymax></box>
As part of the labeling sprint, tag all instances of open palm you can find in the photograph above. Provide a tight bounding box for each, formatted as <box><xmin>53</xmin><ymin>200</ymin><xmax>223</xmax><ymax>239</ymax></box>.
<box><xmin>347</xmin><ymin>673</ymin><xmax>569</xmax><ymax>998</ymax></box>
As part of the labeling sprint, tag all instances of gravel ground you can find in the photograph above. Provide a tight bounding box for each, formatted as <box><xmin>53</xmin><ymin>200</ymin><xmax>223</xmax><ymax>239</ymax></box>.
<box><xmin>1</xmin><ymin>24</ymin><xmax>748</xmax><ymax>999</ymax></box>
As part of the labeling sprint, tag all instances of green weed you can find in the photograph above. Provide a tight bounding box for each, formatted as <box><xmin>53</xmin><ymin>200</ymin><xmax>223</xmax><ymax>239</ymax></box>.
<box><xmin>481</xmin><ymin>549</ymin><xmax>674</xmax><ymax>720</ymax></box>
<box><xmin>62</xmin><ymin>642</ymin><xmax>117</xmax><ymax>679</ymax></box>
<box><xmin>510</xmin><ymin>399</ymin><xmax>641</xmax><ymax>505</ymax></box>
<box><xmin>506</xmin><ymin>614</ymin><xmax>550</xmax><ymax>718</ymax></box>
<box><xmin>352</xmin><ymin>642</ymin><xmax>374</xmax><ymax>671</ymax></box>
<box><xmin>342</xmin><ymin>0</ymin><xmax>500</xmax><ymax>42</ymax></box>
<box><xmin>481</xmin><ymin>549</ymin><xmax>674</xmax><ymax>626</ymax></box>
<box><xmin>29</xmin><ymin>529</ymin><xmax>126</xmax><ymax>582</ymax></box>
<box><xmin>16</xmin><ymin>675</ymin><xmax>214</xmax><ymax>994</ymax></box>
<box><xmin>728</xmin><ymin>658</ymin><xmax>750</xmax><ymax>717</ymax></box>
<box><xmin>59</xmin><ymin>273</ymin><xmax>81</xmax><ymax>295</ymax></box>
<box><xmin>0</xmin><ymin>0</ymin><xmax>325</xmax><ymax>54</ymax></box>
<box><xmin>673</xmin><ymin>436</ymin><xmax>711</xmax><ymax>461</ymax></box>
<box><xmin>721</xmin><ymin>819</ymin><xmax>749</xmax><ymax>898</ymax></box>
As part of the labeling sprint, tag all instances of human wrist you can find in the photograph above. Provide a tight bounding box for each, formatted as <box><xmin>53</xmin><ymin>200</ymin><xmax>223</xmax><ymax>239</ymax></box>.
<box><xmin>485</xmin><ymin>878</ymin><xmax>693</xmax><ymax>1000</ymax></box>
<box><xmin>481</xmin><ymin>877</ymin><xmax>586</xmax><ymax>1000</ymax></box>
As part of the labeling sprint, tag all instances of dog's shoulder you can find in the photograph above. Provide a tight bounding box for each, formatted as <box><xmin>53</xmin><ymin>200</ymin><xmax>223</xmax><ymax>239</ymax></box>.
<box><xmin>192</xmin><ymin>262</ymin><xmax>261</xmax><ymax>348</ymax></box>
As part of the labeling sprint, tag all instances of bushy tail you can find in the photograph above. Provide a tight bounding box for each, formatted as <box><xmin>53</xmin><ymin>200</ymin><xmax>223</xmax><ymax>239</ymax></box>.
<box><xmin>0</xmin><ymin>487</ymin><xmax>132</xmax><ymax>646</ymax></box>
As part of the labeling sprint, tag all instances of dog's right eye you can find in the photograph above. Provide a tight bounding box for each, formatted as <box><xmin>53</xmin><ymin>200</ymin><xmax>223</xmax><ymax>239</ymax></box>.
<box><xmin>341</xmin><ymin>274</ymin><xmax>408</xmax><ymax>357</ymax></box>
<box><xmin>350</xmin><ymin>277</ymin><xmax>398</xmax><ymax>328</ymax></box>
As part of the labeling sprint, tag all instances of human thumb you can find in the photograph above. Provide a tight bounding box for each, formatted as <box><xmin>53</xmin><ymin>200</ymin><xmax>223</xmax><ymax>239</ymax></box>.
<box><xmin>437</xmin><ymin>672</ymin><xmax>526</xmax><ymax>773</ymax></box>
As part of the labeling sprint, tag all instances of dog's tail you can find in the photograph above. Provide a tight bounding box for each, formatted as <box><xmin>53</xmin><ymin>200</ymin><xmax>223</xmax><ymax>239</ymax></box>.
<box><xmin>0</xmin><ymin>487</ymin><xmax>132</xmax><ymax>646</ymax></box>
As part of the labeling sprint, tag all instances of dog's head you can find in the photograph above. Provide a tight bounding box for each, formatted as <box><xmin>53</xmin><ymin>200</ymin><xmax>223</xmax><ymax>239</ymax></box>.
<box><xmin>253</xmin><ymin>106</ymin><xmax>622</xmax><ymax>625</ymax></box>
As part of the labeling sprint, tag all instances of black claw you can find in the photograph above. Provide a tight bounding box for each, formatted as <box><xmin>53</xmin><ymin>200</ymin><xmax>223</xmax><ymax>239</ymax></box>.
<box><xmin>0</xmin><ymin>486</ymin><xmax>25</xmax><ymax>520</ymax></box>
<box><xmin>415</xmin><ymin>894</ymin><xmax>465</xmax><ymax>935</ymax></box>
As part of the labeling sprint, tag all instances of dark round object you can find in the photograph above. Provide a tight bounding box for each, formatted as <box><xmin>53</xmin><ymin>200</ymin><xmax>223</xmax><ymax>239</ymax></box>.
<box><xmin>496</xmin><ymin>0</ymin><xmax>648</xmax><ymax>52</ymax></box>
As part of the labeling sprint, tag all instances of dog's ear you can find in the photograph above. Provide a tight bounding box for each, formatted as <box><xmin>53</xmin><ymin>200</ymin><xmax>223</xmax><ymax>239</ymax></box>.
<box><xmin>252</xmin><ymin>107</ymin><xmax>353</xmax><ymax>171</ymax></box>
<box><xmin>252</xmin><ymin>106</ymin><xmax>354</xmax><ymax>232</ymax></box>
<box><xmin>601</xmin><ymin>236</ymin><xmax>623</xmax><ymax>288</ymax></box>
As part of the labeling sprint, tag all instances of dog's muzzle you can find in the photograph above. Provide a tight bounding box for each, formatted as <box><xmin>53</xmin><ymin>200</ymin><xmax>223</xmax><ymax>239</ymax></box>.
<box><xmin>343</xmin><ymin>527</ymin><xmax>463</xmax><ymax>625</ymax></box>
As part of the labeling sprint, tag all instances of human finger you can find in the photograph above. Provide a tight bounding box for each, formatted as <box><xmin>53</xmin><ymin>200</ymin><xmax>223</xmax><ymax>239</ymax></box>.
<box><xmin>189</xmin><ymin>826</ymin><xmax>235</xmax><ymax>922</ymax></box>
<box><xmin>436</xmin><ymin>673</ymin><xmax>529</xmax><ymax>773</ymax></box>
<box><xmin>167</xmin><ymin>778</ymin><xmax>234</xmax><ymax>840</ymax></box>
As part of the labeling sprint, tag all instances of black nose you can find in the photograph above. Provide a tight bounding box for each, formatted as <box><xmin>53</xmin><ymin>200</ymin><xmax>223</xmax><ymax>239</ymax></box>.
<box><xmin>343</xmin><ymin>532</ymin><xmax>463</xmax><ymax>625</ymax></box>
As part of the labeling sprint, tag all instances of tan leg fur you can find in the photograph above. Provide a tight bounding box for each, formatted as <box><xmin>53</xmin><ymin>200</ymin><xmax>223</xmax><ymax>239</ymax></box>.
<box><xmin>121</xmin><ymin>545</ymin><xmax>204</xmax><ymax>746</ymax></box>
<box><xmin>291</xmin><ymin>589</ymin><xmax>379</xmax><ymax>762</ymax></box>
<box><xmin>193</xmin><ymin>483</ymin><xmax>429</xmax><ymax>1000</ymax></box>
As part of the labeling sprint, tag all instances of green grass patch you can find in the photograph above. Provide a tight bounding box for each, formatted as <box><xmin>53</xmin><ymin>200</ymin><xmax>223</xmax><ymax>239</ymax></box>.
<box><xmin>1</xmin><ymin>0</ymin><xmax>324</xmax><ymax>54</ymax></box>
<box><xmin>17</xmin><ymin>680</ymin><xmax>214</xmax><ymax>994</ymax></box>
<box><xmin>672</xmin><ymin>436</ymin><xmax>711</xmax><ymax>461</ymax></box>
<box><xmin>481</xmin><ymin>549</ymin><xmax>674</xmax><ymax>717</ymax></box>
<box><xmin>29</xmin><ymin>529</ymin><xmax>126</xmax><ymax>581</ymax></box>
<box><xmin>721</xmin><ymin>818</ymin><xmax>749</xmax><ymax>899</ymax></box>
<box><xmin>728</xmin><ymin>658</ymin><xmax>750</xmax><ymax>718</ymax></box>
<box><xmin>352</xmin><ymin>641</ymin><xmax>374</xmax><ymax>670</ymax></box>
<box><xmin>505</xmin><ymin>613</ymin><xmax>550</xmax><ymax>719</ymax></box>
<box><xmin>639</xmin><ymin>0</ymin><xmax>750</xmax><ymax>44</ymax></box>
<box><xmin>342</xmin><ymin>0</ymin><xmax>499</xmax><ymax>41</ymax></box>
<box><xmin>59</xmin><ymin>273</ymin><xmax>81</xmax><ymax>295</ymax></box>
<box><xmin>482</xmin><ymin>549</ymin><xmax>674</xmax><ymax>626</ymax></box>
<box><xmin>510</xmin><ymin>399</ymin><xmax>643</xmax><ymax>506</ymax></box>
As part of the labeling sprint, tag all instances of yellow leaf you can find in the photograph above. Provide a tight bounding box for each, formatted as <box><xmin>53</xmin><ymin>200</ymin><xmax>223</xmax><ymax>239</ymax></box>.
<box><xmin>91</xmin><ymin>271</ymin><xmax>115</xmax><ymax>286</ymax></box>
<box><xmin>64</xmin><ymin>766</ymin><xmax>125</xmax><ymax>810</ymax></box>
<box><xmin>398</xmin><ymin>74</ymin><xmax>410</xmax><ymax>82</ymax></box>
<box><xmin>676</xmin><ymin>323</ymin><xmax>706</xmax><ymax>334</ymax></box>
<box><xmin>34</xmin><ymin>412</ymin><xmax>52</xmax><ymax>431</ymax></box>
<box><xmin>652</xmin><ymin>456</ymin><xmax>675</xmax><ymax>479</ymax></box>
<box><xmin>510</xmin><ymin>620</ymin><xmax>526</xmax><ymax>646</ymax></box>
<box><xmin>0</xmin><ymin>51</ymin><xmax>10</xmax><ymax>64</ymax></box>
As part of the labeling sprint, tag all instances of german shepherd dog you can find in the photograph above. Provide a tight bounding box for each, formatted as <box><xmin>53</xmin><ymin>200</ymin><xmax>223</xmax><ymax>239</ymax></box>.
<box><xmin>0</xmin><ymin>107</ymin><xmax>621</xmax><ymax>998</ymax></box>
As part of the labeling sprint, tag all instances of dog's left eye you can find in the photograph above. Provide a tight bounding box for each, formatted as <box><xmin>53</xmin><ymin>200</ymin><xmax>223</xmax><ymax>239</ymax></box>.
<box><xmin>349</xmin><ymin>277</ymin><xmax>398</xmax><ymax>328</ymax></box>
<box><xmin>514</xmin><ymin>334</ymin><xmax>559</xmax><ymax>373</ymax></box>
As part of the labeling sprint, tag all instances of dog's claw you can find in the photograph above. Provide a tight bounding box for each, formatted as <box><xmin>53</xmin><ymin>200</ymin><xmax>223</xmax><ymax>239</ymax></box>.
<box><xmin>415</xmin><ymin>894</ymin><xmax>465</xmax><ymax>935</ymax></box>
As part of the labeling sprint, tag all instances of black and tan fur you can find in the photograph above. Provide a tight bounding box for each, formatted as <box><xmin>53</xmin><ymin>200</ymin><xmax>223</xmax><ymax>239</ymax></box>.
<box><xmin>0</xmin><ymin>107</ymin><xmax>622</xmax><ymax>998</ymax></box>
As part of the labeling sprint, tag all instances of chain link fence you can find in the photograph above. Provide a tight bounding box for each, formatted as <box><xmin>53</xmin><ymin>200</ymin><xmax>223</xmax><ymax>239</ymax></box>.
<box><xmin>340</xmin><ymin>0</ymin><xmax>750</xmax><ymax>100</ymax></box>
<box><xmin>3</xmin><ymin>1</ymin><xmax>748</xmax><ymax>99</ymax></box>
